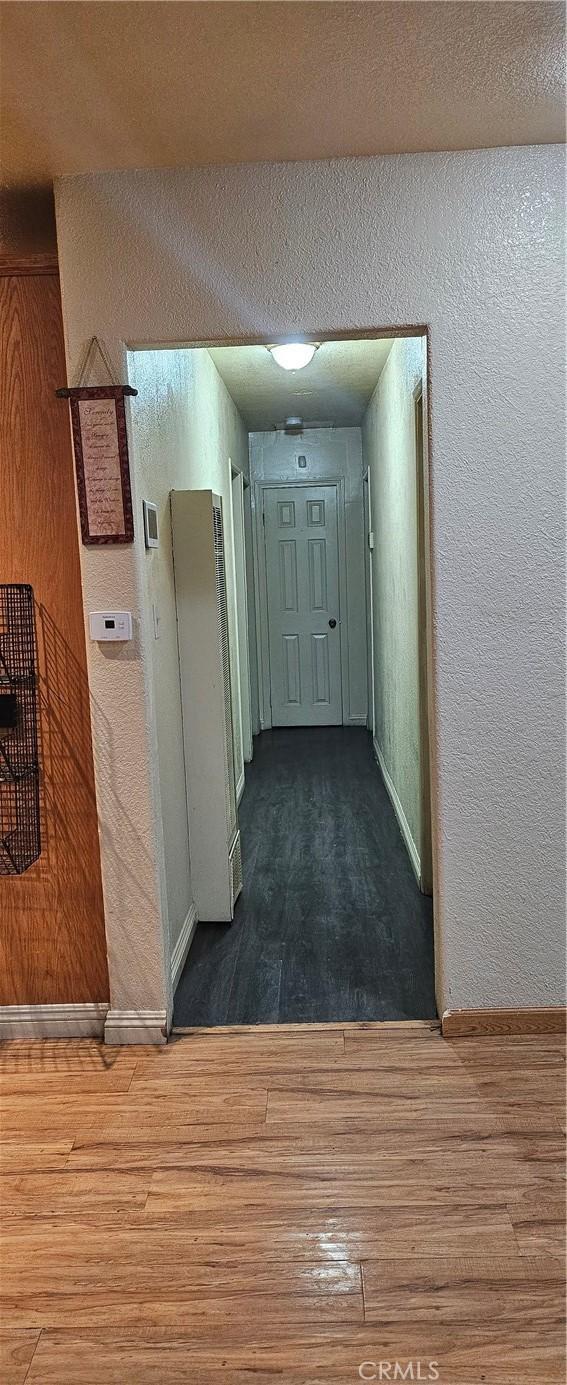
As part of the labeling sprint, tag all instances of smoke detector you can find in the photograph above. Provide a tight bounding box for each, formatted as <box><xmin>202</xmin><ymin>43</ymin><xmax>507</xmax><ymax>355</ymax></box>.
<box><xmin>283</xmin><ymin>416</ymin><xmax>304</xmax><ymax>435</ymax></box>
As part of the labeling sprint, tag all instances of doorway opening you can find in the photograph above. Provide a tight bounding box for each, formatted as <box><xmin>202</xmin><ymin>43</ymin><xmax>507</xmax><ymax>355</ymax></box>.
<box><xmin>127</xmin><ymin>331</ymin><xmax>436</xmax><ymax>1026</ymax></box>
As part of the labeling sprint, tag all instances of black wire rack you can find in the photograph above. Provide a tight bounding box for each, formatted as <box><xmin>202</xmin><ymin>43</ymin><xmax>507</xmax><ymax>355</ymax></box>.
<box><xmin>0</xmin><ymin>585</ymin><xmax>41</xmax><ymax>874</ymax></box>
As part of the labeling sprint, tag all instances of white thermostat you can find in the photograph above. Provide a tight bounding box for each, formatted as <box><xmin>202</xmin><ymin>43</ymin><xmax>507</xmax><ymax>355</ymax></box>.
<box><xmin>89</xmin><ymin>611</ymin><xmax>133</xmax><ymax>642</ymax></box>
<box><xmin>143</xmin><ymin>500</ymin><xmax>159</xmax><ymax>548</ymax></box>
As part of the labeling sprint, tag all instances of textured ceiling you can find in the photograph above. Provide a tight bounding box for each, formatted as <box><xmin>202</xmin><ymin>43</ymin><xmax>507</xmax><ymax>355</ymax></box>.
<box><xmin>209</xmin><ymin>338</ymin><xmax>394</xmax><ymax>429</ymax></box>
<box><xmin>1</xmin><ymin>2</ymin><xmax>564</xmax><ymax>189</ymax></box>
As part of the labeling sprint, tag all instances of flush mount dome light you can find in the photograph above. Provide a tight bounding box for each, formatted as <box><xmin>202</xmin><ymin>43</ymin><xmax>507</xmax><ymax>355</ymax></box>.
<box><xmin>269</xmin><ymin>342</ymin><xmax>318</xmax><ymax>371</ymax></box>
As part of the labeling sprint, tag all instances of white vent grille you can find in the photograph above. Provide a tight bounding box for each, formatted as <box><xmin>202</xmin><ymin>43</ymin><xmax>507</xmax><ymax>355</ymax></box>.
<box><xmin>229</xmin><ymin>830</ymin><xmax>243</xmax><ymax>907</ymax></box>
<box><xmin>213</xmin><ymin>503</ymin><xmax>237</xmax><ymax>837</ymax></box>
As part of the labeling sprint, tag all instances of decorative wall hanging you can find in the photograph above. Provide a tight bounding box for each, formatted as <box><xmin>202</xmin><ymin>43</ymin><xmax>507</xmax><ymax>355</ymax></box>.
<box><xmin>56</xmin><ymin>337</ymin><xmax>137</xmax><ymax>545</ymax></box>
<box><xmin>0</xmin><ymin>585</ymin><xmax>41</xmax><ymax>875</ymax></box>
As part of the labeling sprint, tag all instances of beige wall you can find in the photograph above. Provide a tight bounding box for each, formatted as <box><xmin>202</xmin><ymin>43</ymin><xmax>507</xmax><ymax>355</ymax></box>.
<box><xmin>179</xmin><ymin>349</ymin><xmax>250</xmax><ymax>793</ymax></box>
<box><xmin>363</xmin><ymin>337</ymin><xmax>425</xmax><ymax>873</ymax></box>
<box><xmin>54</xmin><ymin>147</ymin><xmax>565</xmax><ymax>1021</ymax></box>
<box><xmin>128</xmin><ymin>347</ymin><xmax>249</xmax><ymax>961</ymax></box>
<box><xmin>127</xmin><ymin>350</ymin><xmax>194</xmax><ymax>957</ymax></box>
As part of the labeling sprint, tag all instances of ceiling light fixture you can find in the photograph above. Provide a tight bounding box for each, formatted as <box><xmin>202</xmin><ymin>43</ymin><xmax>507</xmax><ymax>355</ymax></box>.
<box><xmin>269</xmin><ymin>342</ymin><xmax>318</xmax><ymax>371</ymax></box>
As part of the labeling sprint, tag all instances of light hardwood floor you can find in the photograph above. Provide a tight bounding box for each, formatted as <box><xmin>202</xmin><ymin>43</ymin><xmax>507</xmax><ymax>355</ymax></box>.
<box><xmin>0</xmin><ymin>1021</ymin><xmax>564</xmax><ymax>1383</ymax></box>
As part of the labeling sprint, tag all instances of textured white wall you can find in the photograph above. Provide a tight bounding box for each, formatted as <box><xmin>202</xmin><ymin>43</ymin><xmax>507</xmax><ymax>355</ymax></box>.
<box><xmin>249</xmin><ymin>427</ymin><xmax>367</xmax><ymax>727</ymax></box>
<box><xmin>175</xmin><ymin>348</ymin><xmax>249</xmax><ymax>794</ymax></box>
<box><xmin>128</xmin><ymin>347</ymin><xmax>249</xmax><ymax>951</ymax></box>
<box><xmin>55</xmin><ymin>146</ymin><xmax>565</xmax><ymax>1015</ymax></box>
<box><xmin>363</xmin><ymin>338</ymin><xmax>424</xmax><ymax>861</ymax></box>
<box><xmin>127</xmin><ymin>350</ymin><xmax>194</xmax><ymax>957</ymax></box>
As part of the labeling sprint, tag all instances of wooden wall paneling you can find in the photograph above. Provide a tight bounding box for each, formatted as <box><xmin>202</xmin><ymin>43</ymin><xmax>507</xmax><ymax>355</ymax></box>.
<box><xmin>0</xmin><ymin>271</ymin><xmax>109</xmax><ymax>1004</ymax></box>
<box><xmin>0</xmin><ymin>254</ymin><xmax>59</xmax><ymax>277</ymax></box>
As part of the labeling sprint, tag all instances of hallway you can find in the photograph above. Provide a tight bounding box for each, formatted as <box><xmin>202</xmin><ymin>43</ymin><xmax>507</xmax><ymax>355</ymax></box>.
<box><xmin>174</xmin><ymin>728</ymin><xmax>436</xmax><ymax>1027</ymax></box>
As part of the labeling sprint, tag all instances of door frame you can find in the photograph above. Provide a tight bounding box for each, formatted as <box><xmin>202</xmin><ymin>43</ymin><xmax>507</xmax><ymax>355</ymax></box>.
<box><xmin>230</xmin><ymin>464</ymin><xmax>254</xmax><ymax>770</ymax></box>
<box><xmin>413</xmin><ymin>379</ymin><xmax>434</xmax><ymax>895</ymax></box>
<box><xmin>253</xmin><ymin>477</ymin><xmax>349</xmax><ymax>731</ymax></box>
<box><xmin>126</xmin><ymin>325</ymin><xmax>440</xmax><ymax>1024</ymax></box>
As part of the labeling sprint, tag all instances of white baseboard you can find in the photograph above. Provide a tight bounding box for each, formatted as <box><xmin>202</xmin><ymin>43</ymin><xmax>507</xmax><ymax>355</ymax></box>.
<box><xmin>236</xmin><ymin>768</ymin><xmax>246</xmax><ymax>804</ymax></box>
<box><xmin>0</xmin><ymin>1005</ymin><xmax>169</xmax><ymax>1047</ymax></box>
<box><xmin>346</xmin><ymin>714</ymin><xmax>368</xmax><ymax>726</ymax></box>
<box><xmin>373</xmin><ymin>738</ymin><xmax>422</xmax><ymax>887</ymax></box>
<box><xmin>104</xmin><ymin>1009</ymin><xmax>168</xmax><ymax>1046</ymax></box>
<box><xmin>0</xmin><ymin>1003</ymin><xmax>108</xmax><ymax>1041</ymax></box>
<box><xmin>171</xmin><ymin>903</ymin><xmax>198</xmax><ymax>994</ymax></box>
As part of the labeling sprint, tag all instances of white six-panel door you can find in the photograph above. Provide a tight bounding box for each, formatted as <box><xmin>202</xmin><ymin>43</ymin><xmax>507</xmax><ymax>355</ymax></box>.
<box><xmin>264</xmin><ymin>484</ymin><xmax>342</xmax><ymax>726</ymax></box>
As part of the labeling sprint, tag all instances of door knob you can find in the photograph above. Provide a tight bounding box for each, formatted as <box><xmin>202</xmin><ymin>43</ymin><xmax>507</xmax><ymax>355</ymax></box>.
<box><xmin>329</xmin><ymin>619</ymin><xmax>337</xmax><ymax>629</ymax></box>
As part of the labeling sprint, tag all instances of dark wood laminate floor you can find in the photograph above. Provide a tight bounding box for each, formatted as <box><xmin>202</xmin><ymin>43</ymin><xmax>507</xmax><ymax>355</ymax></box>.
<box><xmin>174</xmin><ymin>728</ymin><xmax>436</xmax><ymax>1026</ymax></box>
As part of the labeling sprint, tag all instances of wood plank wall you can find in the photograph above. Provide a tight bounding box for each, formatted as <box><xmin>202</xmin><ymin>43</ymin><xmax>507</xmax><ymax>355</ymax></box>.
<box><xmin>0</xmin><ymin>265</ymin><xmax>109</xmax><ymax>1004</ymax></box>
